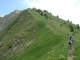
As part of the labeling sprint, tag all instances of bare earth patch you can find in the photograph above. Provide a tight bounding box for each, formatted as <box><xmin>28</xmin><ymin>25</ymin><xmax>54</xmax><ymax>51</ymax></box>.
<box><xmin>67</xmin><ymin>50</ymin><xmax>73</xmax><ymax>60</ymax></box>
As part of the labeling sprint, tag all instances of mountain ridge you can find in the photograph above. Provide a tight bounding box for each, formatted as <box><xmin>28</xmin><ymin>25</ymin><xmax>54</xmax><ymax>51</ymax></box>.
<box><xmin>0</xmin><ymin>8</ymin><xmax>80</xmax><ymax>60</ymax></box>
<box><xmin>0</xmin><ymin>10</ymin><xmax>20</xmax><ymax>36</ymax></box>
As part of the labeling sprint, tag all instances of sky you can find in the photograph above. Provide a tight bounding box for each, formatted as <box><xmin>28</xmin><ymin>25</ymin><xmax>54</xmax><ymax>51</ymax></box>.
<box><xmin>0</xmin><ymin>0</ymin><xmax>80</xmax><ymax>25</ymax></box>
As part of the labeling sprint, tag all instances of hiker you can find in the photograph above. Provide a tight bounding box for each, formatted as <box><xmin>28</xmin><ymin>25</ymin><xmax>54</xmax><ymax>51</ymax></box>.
<box><xmin>68</xmin><ymin>37</ymin><xmax>74</xmax><ymax>51</ymax></box>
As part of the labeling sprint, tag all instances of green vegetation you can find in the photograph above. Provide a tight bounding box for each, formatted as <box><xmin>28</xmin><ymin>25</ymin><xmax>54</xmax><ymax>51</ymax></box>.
<box><xmin>0</xmin><ymin>8</ymin><xmax>80</xmax><ymax>60</ymax></box>
<box><xmin>0</xmin><ymin>10</ymin><xmax>20</xmax><ymax>37</ymax></box>
<box><xmin>77</xmin><ymin>24</ymin><xmax>79</xmax><ymax>29</ymax></box>
<box><xmin>69</xmin><ymin>24</ymin><xmax>74</xmax><ymax>32</ymax></box>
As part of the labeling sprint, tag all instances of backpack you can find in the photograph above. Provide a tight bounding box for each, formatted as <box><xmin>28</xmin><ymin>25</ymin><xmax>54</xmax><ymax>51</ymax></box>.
<box><xmin>69</xmin><ymin>39</ymin><xmax>73</xmax><ymax>44</ymax></box>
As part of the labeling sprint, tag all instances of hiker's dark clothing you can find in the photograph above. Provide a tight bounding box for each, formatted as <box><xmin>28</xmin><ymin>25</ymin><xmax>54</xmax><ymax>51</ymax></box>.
<box><xmin>68</xmin><ymin>37</ymin><xmax>74</xmax><ymax>50</ymax></box>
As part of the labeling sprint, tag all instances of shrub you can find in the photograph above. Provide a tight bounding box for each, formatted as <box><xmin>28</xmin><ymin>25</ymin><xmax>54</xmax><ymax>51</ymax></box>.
<box><xmin>60</xmin><ymin>24</ymin><xmax>62</xmax><ymax>27</ymax></box>
<box><xmin>77</xmin><ymin>24</ymin><xmax>79</xmax><ymax>29</ymax></box>
<box><xmin>8</xmin><ymin>45</ymin><xmax>12</xmax><ymax>49</ymax></box>
<box><xmin>57</xmin><ymin>15</ymin><xmax>59</xmax><ymax>18</ymax></box>
<box><xmin>40</xmin><ymin>12</ymin><xmax>43</xmax><ymax>16</ymax></box>
<box><xmin>69</xmin><ymin>24</ymin><xmax>74</xmax><ymax>32</ymax></box>
<box><xmin>0</xmin><ymin>42</ymin><xmax>3</xmax><ymax>47</ymax></box>
<box><xmin>44</xmin><ymin>14</ymin><xmax>48</xmax><ymax>19</ymax></box>
<box><xmin>37</xmin><ymin>9</ymin><xmax>42</xmax><ymax>13</ymax></box>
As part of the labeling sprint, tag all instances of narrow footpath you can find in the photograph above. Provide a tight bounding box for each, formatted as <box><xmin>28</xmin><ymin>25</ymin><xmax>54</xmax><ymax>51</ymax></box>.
<box><xmin>67</xmin><ymin>50</ymin><xmax>73</xmax><ymax>60</ymax></box>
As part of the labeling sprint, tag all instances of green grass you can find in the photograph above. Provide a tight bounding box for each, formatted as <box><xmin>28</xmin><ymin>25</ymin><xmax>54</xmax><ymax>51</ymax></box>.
<box><xmin>0</xmin><ymin>8</ymin><xmax>80</xmax><ymax>60</ymax></box>
<box><xmin>9</xmin><ymin>23</ymin><xmax>68</xmax><ymax>60</ymax></box>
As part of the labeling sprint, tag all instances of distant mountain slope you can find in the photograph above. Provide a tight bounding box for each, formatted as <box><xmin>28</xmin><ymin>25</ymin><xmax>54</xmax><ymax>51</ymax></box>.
<box><xmin>0</xmin><ymin>10</ymin><xmax>20</xmax><ymax>35</ymax></box>
<box><xmin>0</xmin><ymin>8</ymin><xmax>80</xmax><ymax>60</ymax></box>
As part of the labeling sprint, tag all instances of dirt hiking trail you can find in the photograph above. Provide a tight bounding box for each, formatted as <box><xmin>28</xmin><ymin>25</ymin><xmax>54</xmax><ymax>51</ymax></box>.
<box><xmin>67</xmin><ymin>50</ymin><xmax>73</xmax><ymax>60</ymax></box>
<box><xmin>67</xmin><ymin>49</ymin><xmax>74</xmax><ymax>60</ymax></box>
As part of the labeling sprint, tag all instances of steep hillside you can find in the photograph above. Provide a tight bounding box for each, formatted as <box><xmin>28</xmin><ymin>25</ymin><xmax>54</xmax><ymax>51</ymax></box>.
<box><xmin>0</xmin><ymin>8</ymin><xmax>80</xmax><ymax>60</ymax></box>
<box><xmin>0</xmin><ymin>10</ymin><xmax>20</xmax><ymax>35</ymax></box>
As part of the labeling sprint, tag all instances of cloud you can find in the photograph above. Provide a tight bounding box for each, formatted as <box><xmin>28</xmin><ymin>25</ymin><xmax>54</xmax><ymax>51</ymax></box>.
<box><xmin>0</xmin><ymin>15</ymin><xmax>4</xmax><ymax>17</ymax></box>
<box><xmin>22</xmin><ymin>0</ymin><xmax>80</xmax><ymax>25</ymax></box>
<box><xmin>22</xmin><ymin>0</ymin><xmax>29</xmax><ymax>5</ymax></box>
<box><xmin>22</xmin><ymin>0</ymin><xmax>36</xmax><ymax>5</ymax></box>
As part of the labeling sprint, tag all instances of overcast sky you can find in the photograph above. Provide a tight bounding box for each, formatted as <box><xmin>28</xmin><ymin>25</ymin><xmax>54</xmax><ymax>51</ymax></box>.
<box><xmin>0</xmin><ymin>0</ymin><xmax>80</xmax><ymax>25</ymax></box>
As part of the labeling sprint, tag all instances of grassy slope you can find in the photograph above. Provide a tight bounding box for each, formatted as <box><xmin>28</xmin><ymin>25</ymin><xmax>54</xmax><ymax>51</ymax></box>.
<box><xmin>0</xmin><ymin>8</ymin><xmax>80</xmax><ymax>60</ymax></box>
<box><xmin>12</xmin><ymin>9</ymin><xmax>68</xmax><ymax>60</ymax></box>
<box><xmin>10</xmin><ymin>9</ymin><xmax>68</xmax><ymax>60</ymax></box>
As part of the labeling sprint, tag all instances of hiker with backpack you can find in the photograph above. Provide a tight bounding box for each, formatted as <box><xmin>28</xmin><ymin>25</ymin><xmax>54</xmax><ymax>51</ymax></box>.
<box><xmin>68</xmin><ymin>37</ymin><xmax>74</xmax><ymax>55</ymax></box>
<box><xmin>68</xmin><ymin>37</ymin><xmax>74</xmax><ymax>51</ymax></box>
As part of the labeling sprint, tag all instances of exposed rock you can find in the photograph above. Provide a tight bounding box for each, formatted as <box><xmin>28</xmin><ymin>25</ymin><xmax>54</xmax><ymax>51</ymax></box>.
<box><xmin>33</xmin><ymin>30</ymin><xmax>36</xmax><ymax>32</ymax></box>
<box><xmin>21</xmin><ymin>39</ymin><xmax>24</xmax><ymax>43</ymax></box>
